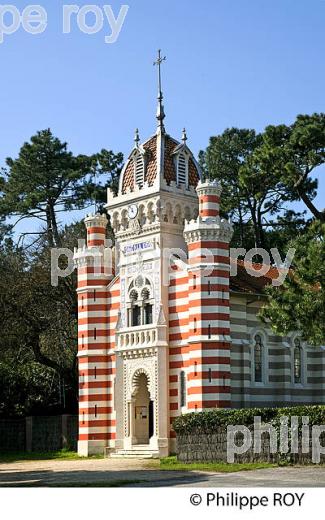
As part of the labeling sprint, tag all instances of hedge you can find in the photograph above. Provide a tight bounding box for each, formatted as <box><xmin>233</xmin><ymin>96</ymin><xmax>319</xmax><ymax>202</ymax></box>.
<box><xmin>173</xmin><ymin>405</ymin><xmax>325</xmax><ymax>435</ymax></box>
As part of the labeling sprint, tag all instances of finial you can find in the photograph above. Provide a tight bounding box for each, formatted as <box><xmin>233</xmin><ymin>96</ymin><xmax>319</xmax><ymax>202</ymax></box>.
<box><xmin>153</xmin><ymin>49</ymin><xmax>166</xmax><ymax>133</ymax></box>
<box><xmin>93</xmin><ymin>160</ymin><xmax>99</xmax><ymax>213</ymax></box>
<box><xmin>182</xmin><ymin>128</ymin><xmax>187</xmax><ymax>144</ymax></box>
<box><xmin>134</xmin><ymin>128</ymin><xmax>140</xmax><ymax>147</ymax></box>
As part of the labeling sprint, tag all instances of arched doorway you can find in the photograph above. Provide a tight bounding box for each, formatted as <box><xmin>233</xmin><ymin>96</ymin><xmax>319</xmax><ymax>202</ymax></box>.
<box><xmin>132</xmin><ymin>372</ymin><xmax>153</xmax><ymax>445</ymax></box>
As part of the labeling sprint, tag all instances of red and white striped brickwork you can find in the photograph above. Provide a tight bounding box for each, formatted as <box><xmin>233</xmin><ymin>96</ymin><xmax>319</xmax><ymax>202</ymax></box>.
<box><xmin>183</xmin><ymin>180</ymin><xmax>233</xmax><ymax>412</ymax></box>
<box><xmin>168</xmin><ymin>262</ymin><xmax>190</xmax><ymax>439</ymax></box>
<box><xmin>75</xmin><ymin>213</ymin><xmax>119</xmax><ymax>454</ymax></box>
<box><xmin>198</xmin><ymin>186</ymin><xmax>220</xmax><ymax>217</ymax></box>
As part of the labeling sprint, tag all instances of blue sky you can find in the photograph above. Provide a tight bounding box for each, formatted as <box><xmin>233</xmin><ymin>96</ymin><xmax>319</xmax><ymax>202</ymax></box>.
<box><xmin>1</xmin><ymin>0</ymin><xmax>324</xmax><ymax>235</ymax></box>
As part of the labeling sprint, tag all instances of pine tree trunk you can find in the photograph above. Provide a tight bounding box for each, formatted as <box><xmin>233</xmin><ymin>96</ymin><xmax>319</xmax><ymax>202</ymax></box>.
<box><xmin>48</xmin><ymin>202</ymin><xmax>61</xmax><ymax>247</ymax></box>
<box><xmin>46</xmin><ymin>205</ymin><xmax>54</xmax><ymax>248</ymax></box>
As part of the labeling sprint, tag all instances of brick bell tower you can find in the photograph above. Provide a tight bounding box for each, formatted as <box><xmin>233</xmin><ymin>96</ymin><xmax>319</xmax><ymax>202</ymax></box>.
<box><xmin>74</xmin><ymin>213</ymin><xmax>115</xmax><ymax>456</ymax></box>
<box><xmin>183</xmin><ymin>179</ymin><xmax>233</xmax><ymax>410</ymax></box>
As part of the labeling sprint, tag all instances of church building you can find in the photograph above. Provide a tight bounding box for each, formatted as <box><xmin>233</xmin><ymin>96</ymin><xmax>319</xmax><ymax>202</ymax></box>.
<box><xmin>74</xmin><ymin>53</ymin><xmax>325</xmax><ymax>457</ymax></box>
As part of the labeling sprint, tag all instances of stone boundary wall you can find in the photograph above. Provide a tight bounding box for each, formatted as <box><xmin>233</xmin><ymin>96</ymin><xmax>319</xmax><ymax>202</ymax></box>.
<box><xmin>0</xmin><ymin>415</ymin><xmax>78</xmax><ymax>452</ymax></box>
<box><xmin>176</xmin><ymin>428</ymin><xmax>325</xmax><ymax>464</ymax></box>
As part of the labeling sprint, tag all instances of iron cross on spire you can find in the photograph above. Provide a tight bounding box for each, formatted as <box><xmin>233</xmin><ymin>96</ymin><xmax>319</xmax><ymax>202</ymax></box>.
<box><xmin>153</xmin><ymin>49</ymin><xmax>166</xmax><ymax>131</ymax></box>
<box><xmin>154</xmin><ymin>49</ymin><xmax>166</xmax><ymax>95</ymax></box>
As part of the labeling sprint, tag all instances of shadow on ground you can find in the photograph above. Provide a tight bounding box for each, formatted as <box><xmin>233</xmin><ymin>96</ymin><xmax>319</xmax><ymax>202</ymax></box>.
<box><xmin>0</xmin><ymin>468</ymin><xmax>207</xmax><ymax>487</ymax></box>
<box><xmin>2</xmin><ymin>460</ymin><xmax>325</xmax><ymax>487</ymax></box>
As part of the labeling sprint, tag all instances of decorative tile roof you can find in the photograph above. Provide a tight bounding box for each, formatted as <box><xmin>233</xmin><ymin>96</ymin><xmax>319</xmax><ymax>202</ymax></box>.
<box><xmin>230</xmin><ymin>259</ymin><xmax>285</xmax><ymax>294</ymax></box>
<box><xmin>120</xmin><ymin>133</ymin><xmax>200</xmax><ymax>194</ymax></box>
<box><xmin>121</xmin><ymin>157</ymin><xmax>135</xmax><ymax>193</ymax></box>
<box><xmin>144</xmin><ymin>135</ymin><xmax>158</xmax><ymax>186</ymax></box>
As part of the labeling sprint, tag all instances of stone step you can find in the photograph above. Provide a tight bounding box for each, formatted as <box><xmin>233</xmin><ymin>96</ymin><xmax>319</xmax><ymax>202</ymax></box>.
<box><xmin>111</xmin><ymin>454</ymin><xmax>157</xmax><ymax>459</ymax></box>
<box><xmin>110</xmin><ymin>448</ymin><xmax>160</xmax><ymax>459</ymax></box>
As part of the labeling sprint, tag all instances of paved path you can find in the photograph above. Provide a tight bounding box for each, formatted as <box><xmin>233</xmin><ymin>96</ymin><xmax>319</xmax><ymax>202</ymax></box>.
<box><xmin>164</xmin><ymin>466</ymin><xmax>325</xmax><ymax>488</ymax></box>
<box><xmin>1</xmin><ymin>458</ymin><xmax>325</xmax><ymax>487</ymax></box>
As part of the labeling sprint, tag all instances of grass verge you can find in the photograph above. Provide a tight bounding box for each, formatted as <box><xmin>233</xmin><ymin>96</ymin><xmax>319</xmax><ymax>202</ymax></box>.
<box><xmin>0</xmin><ymin>450</ymin><xmax>104</xmax><ymax>463</ymax></box>
<box><xmin>159</xmin><ymin>456</ymin><xmax>276</xmax><ymax>473</ymax></box>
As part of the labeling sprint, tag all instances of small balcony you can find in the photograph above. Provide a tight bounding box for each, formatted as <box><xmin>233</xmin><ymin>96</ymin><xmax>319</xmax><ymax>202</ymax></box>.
<box><xmin>115</xmin><ymin>323</ymin><xmax>167</xmax><ymax>351</ymax></box>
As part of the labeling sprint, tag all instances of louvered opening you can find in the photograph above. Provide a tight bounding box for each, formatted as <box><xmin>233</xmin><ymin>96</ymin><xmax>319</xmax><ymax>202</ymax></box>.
<box><xmin>177</xmin><ymin>153</ymin><xmax>187</xmax><ymax>186</ymax></box>
<box><xmin>135</xmin><ymin>154</ymin><xmax>144</xmax><ymax>188</ymax></box>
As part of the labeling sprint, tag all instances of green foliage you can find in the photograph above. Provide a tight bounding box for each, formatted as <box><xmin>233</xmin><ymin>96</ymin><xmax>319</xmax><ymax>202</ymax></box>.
<box><xmin>264</xmin><ymin>113</ymin><xmax>325</xmax><ymax>221</ymax></box>
<box><xmin>199</xmin><ymin>128</ymin><xmax>261</xmax><ymax>247</ymax></box>
<box><xmin>0</xmin><ymin>359</ymin><xmax>60</xmax><ymax>416</ymax></box>
<box><xmin>199</xmin><ymin>128</ymin><xmax>260</xmax><ymax>217</ymax></box>
<box><xmin>0</xmin><ymin>129</ymin><xmax>123</xmax><ymax>247</ymax></box>
<box><xmin>199</xmin><ymin>127</ymin><xmax>302</xmax><ymax>248</ymax></box>
<box><xmin>261</xmin><ymin>209</ymin><xmax>310</xmax><ymax>258</ymax></box>
<box><xmin>199</xmin><ymin>114</ymin><xmax>324</xmax><ymax>249</ymax></box>
<box><xmin>0</xmin><ymin>222</ymin><xmax>86</xmax><ymax>416</ymax></box>
<box><xmin>159</xmin><ymin>456</ymin><xmax>274</xmax><ymax>472</ymax></box>
<box><xmin>260</xmin><ymin>221</ymin><xmax>325</xmax><ymax>346</ymax></box>
<box><xmin>0</xmin><ymin>129</ymin><xmax>123</xmax><ymax>416</ymax></box>
<box><xmin>173</xmin><ymin>405</ymin><xmax>325</xmax><ymax>434</ymax></box>
<box><xmin>0</xmin><ymin>450</ymin><xmax>104</xmax><ymax>463</ymax></box>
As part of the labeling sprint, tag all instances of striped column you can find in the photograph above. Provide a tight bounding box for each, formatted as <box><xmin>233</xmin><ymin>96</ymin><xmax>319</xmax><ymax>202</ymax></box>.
<box><xmin>85</xmin><ymin>214</ymin><xmax>108</xmax><ymax>246</ymax></box>
<box><xmin>184</xmin><ymin>180</ymin><xmax>233</xmax><ymax>411</ymax></box>
<box><xmin>168</xmin><ymin>264</ymin><xmax>190</xmax><ymax>440</ymax></box>
<box><xmin>74</xmin><ymin>213</ymin><xmax>115</xmax><ymax>456</ymax></box>
<box><xmin>198</xmin><ymin>179</ymin><xmax>221</xmax><ymax>217</ymax></box>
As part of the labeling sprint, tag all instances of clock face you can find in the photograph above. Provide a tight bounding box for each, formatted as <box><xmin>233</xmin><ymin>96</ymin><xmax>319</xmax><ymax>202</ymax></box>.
<box><xmin>128</xmin><ymin>204</ymin><xmax>138</xmax><ymax>219</ymax></box>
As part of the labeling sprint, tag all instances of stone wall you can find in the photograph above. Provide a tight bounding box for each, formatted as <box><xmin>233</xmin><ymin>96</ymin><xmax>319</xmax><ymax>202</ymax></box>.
<box><xmin>176</xmin><ymin>429</ymin><xmax>325</xmax><ymax>464</ymax></box>
<box><xmin>0</xmin><ymin>415</ymin><xmax>78</xmax><ymax>452</ymax></box>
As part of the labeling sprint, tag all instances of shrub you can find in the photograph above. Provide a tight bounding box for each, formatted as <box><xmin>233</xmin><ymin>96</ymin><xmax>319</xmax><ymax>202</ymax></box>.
<box><xmin>173</xmin><ymin>405</ymin><xmax>325</xmax><ymax>435</ymax></box>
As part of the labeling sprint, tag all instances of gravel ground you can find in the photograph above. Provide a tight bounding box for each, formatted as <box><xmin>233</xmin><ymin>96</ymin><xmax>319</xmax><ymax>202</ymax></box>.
<box><xmin>1</xmin><ymin>458</ymin><xmax>325</xmax><ymax>487</ymax></box>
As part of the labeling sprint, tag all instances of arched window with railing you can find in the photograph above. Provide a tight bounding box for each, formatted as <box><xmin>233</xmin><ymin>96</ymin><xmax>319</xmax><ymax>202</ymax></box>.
<box><xmin>127</xmin><ymin>277</ymin><xmax>153</xmax><ymax>327</ymax></box>
<box><xmin>129</xmin><ymin>289</ymin><xmax>141</xmax><ymax>326</ymax></box>
<box><xmin>142</xmin><ymin>287</ymin><xmax>153</xmax><ymax>325</ymax></box>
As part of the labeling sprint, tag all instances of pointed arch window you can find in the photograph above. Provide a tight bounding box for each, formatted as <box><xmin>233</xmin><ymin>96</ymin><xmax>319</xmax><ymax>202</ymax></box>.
<box><xmin>294</xmin><ymin>338</ymin><xmax>302</xmax><ymax>384</ymax></box>
<box><xmin>254</xmin><ymin>334</ymin><xmax>263</xmax><ymax>383</ymax></box>
<box><xmin>177</xmin><ymin>152</ymin><xmax>188</xmax><ymax>187</ymax></box>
